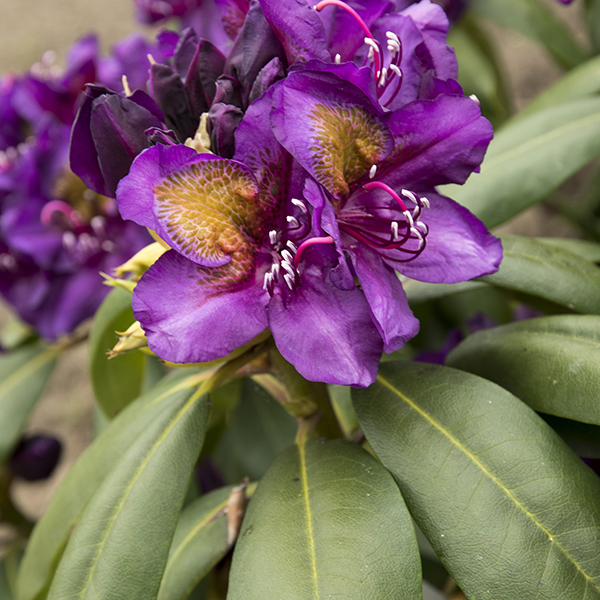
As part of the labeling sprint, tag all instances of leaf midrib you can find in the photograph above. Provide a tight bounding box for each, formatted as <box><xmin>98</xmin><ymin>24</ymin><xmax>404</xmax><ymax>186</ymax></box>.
<box><xmin>376</xmin><ymin>373</ymin><xmax>599</xmax><ymax>593</ymax></box>
<box><xmin>73</xmin><ymin>385</ymin><xmax>206</xmax><ymax>599</ymax></box>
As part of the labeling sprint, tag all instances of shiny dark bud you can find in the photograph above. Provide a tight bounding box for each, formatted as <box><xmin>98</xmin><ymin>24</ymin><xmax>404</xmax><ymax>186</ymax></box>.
<box><xmin>9</xmin><ymin>435</ymin><xmax>62</xmax><ymax>481</ymax></box>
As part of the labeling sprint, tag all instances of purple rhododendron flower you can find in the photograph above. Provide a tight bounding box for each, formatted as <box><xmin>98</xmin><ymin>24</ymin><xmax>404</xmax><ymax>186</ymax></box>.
<box><xmin>116</xmin><ymin>24</ymin><xmax>501</xmax><ymax>386</ymax></box>
<box><xmin>0</xmin><ymin>37</ymin><xmax>153</xmax><ymax>339</ymax></box>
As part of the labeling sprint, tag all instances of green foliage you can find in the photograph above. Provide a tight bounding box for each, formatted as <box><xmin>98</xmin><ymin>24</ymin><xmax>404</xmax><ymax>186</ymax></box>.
<box><xmin>46</xmin><ymin>383</ymin><xmax>210</xmax><ymax>600</ymax></box>
<box><xmin>212</xmin><ymin>378</ymin><xmax>296</xmax><ymax>483</ymax></box>
<box><xmin>228</xmin><ymin>439</ymin><xmax>422</xmax><ymax>599</ymax></box>
<box><xmin>0</xmin><ymin>342</ymin><xmax>58</xmax><ymax>463</ymax></box>
<box><xmin>88</xmin><ymin>287</ymin><xmax>148</xmax><ymax>418</ymax></box>
<box><xmin>470</xmin><ymin>0</ymin><xmax>588</xmax><ymax>69</ymax></box>
<box><xmin>353</xmin><ymin>362</ymin><xmax>600</xmax><ymax>599</ymax></box>
<box><xmin>447</xmin><ymin>315</ymin><xmax>600</xmax><ymax>425</ymax></box>
<box><xmin>158</xmin><ymin>484</ymin><xmax>256</xmax><ymax>600</ymax></box>
<box><xmin>16</xmin><ymin>370</ymin><xmax>205</xmax><ymax>600</ymax></box>
<box><xmin>444</xmin><ymin>98</ymin><xmax>600</xmax><ymax>227</ymax></box>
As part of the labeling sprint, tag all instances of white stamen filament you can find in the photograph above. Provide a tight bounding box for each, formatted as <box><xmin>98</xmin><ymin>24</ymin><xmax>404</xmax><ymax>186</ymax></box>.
<box><xmin>378</xmin><ymin>67</ymin><xmax>387</xmax><ymax>87</ymax></box>
<box><xmin>263</xmin><ymin>272</ymin><xmax>273</xmax><ymax>290</ymax></box>
<box><xmin>91</xmin><ymin>216</ymin><xmax>106</xmax><ymax>236</ymax></box>
<box><xmin>421</xmin><ymin>197</ymin><xmax>430</xmax><ymax>209</ymax></box>
<box><xmin>469</xmin><ymin>94</ymin><xmax>481</xmax><ymax>106</ymax></box>
<box><xmin>403</xmin><ymin>210</ymin><xmax>414</xmax><ymax>228</ymax></box>
<box><xmin>269</xmin><ymin>230</ymin><xmax>278</xmax><ymax>245</ymax></box>
<box><xmin>281</xmin><ymin>249</ymin><xmax>294</xmax><ymax>264</ymax></box>
<box><xmin>281</xmin><ymin>260</ymin><xmax>296</xmax><ymax>278</ymax></box>
<box><xmin>286</xmin><ymin>240</ymin><xmax>298</xmax><ymax>252</ymax></box>
<box><xmin>401</xmin><ymin>189</ymin><xmax>417</xmax><ymax>204</ymax></box>
<box><xmin>284</xmin><ymin>273</ymin><xmax>295</xmax><ymax>290</ymax></box>
<box><xmin>271</xmin><ymin>262</ymin><xmax>280</xmax><ymax>279</ymax></box>
<box><xmin>389</xmin><ymin>64</ymin><xmax>402</xmax><ymax>78</ymax></box>
<box><xmin>391</xmin><ymin>221</ymin><xmax>399</xmax><ymax>241</ymax></box>
<box><xmin>335</xmin><ymin>53</ymin><xmax>341</xmax><ymax>64</ymax></box>
<box><xmin>369</xmin><ymin>164</ymin><xmax>377</xmax><ymax>179</ymax></box>
<box><xmin>386</xmin><ymin>31</ymin><xmax>400</xmax><ymax>45</ymax></box>
<box><xmin>62</xmin><ymin>231</ymin><xmax>76</xmax><ymax>250</ymax></box>
<box><xmin>291</xmin><ymin>198</ymin><xmax>308</xmax><ymax>213</ymax></box>
<box><xmin>416</xmin><ymin>220</ymin><xmax>429</xmax><ymax>234</ymax></box>
<box><xmin>286</xmin><ymin>216</ymin><xmax>299</xmax><ymax>228</ymax></box>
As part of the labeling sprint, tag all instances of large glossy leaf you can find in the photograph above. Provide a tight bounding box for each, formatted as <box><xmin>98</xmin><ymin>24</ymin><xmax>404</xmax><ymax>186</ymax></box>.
<box><xmin>228</xmin><ymin>439</ymin><xmax>422</xmax><ymax>599</ymax></box>
<box><xmin>89</xmin><ymin>287</ymin><xmax>146</xmax><ymax>418</ymax></box>
<box><xmin>46</xmin><ymin>378</ymin><xmax>211</xmax><ymax>600</ymax></box>
<box><xmin>0</xmin><ymin>548</ymin><xmax>21</xmax><ymax>600</ymax></box>
<box><xmin>17</xmin><ymin>370</ymin><xmax>205</xmax><ymax>600</ymax></box>
<box><xmin>158</xmin><ymin>483</ymin><xmax>257</xmax><ymax>600</ymax></box>
<box><xmin>442</xmin><ymin>98</ymin><xmax>600</xmax><ymax>227</ymax></box>
<box><xmin>0</xmin><ymin>342</ymin><xmax>59</xmax><ymax>463</ymax></box>
<box><xmin>212</xmin><ymin>378</ymin><xmax>296</xmax><ymax>483</ymax></box>
<box><xmin>446</xmin><ymin>315</ymin><xmax>600</xmax><ymax>426</ymax></box>
<box><xmin>535</xmin><ymin>237</ymin><xmax>600</xmax><ymax>263</ymax></box>
<box><xmin>354</xmin><ymin>362</ymin><xmax>600</xmax><ymax>599</ymax></box>
<box><xmin>469</xmin><ymin>0</ymin><xmax>587</xmax><ymax>69</ymax></box>
<box><xmin>482</xmin><ymin>234</ymin><xmax>600</xmax><ymax>314</ymax></box>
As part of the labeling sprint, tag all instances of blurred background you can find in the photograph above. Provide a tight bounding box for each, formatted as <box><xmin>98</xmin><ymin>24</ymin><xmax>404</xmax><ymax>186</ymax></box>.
<box><xmin>0</xmin><ymin>0</ymin><xmax>589</xmax><ymax>521</ymax></box>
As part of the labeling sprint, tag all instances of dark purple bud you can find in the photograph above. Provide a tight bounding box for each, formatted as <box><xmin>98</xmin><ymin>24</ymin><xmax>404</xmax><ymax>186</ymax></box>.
<box><xmin>70</xmin><ymin>85</ymin><xmax>163</xmax><ymax>197</ymax></box>
<box><xmin>174</xmin><ymin>28</ymin><xmax>202</xmax><ymax>77</ymax></box>
<box><xmin>185</xmin><ymin>39</ymin><xmax>227</xmax><ymax>110</ymax></box>
<box><xmin>248</xmin><ymin>56</ymin><xmax>285</xmax><ymax>104</ymax></box>
<box><xmin>208</xmin><ymin>102</ymin><xmax>243</xmax><ymax>158</ymax></box>
<box><xmin>9</xmin><ymin>435</ymin><xmax>62</xmax><ymax>481</ymax></box>
<box><xmin>224</xmin><ymin>0</ymin><xmax>286</xmax><ymax>103</ymax></box>
<box><xmin>150</xmin><ymin>63</ymin><xmax>196</xmax><ymax>141</ymax></box>
<box><xmin>213</xmin><ymin>75</ymin><xmax>243</xmax><ymax>109</ymax></box>
<box><xmin>413</xmin><ymin>328</ymin><xmax>464</xmax><ymax>365</ymax></box>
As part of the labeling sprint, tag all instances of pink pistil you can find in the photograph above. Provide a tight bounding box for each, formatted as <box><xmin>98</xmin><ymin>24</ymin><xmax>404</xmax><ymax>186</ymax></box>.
<box><xmin>293</xmin><ymin>235</ymin><xmax>335</xmax><ymax>268</ymax></box>
<box><xmin>363</xmin><ymin>181</ymin><xmax>409</xmax><ymax>213</ymax></box>
<box><xmin>314</xmin><ymin>0</ymin><xmax>381</xmax><ymax>77</ymax></box>
<box><xmin>40</xmin><ymin>200</ymin><xmax>83</xmax><ymax>228</ymax></box>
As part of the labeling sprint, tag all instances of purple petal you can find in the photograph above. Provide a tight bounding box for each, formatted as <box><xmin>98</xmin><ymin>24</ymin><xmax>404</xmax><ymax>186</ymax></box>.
<box><xmin>389</xmin><ymin>191</ymin><xmax>502</xmax><ymax>283</ymax></box>
<box><xmin>268</xmin><ymin>264</ymin><xmax>383</xmax><ymax>387</ymax></box>
<box><xmin>259</xmin><ymin>0</ymin><xmax>330</xmax><ymax>64</ymax></box>
<box><xmin>382</xmin><ymin>94</ymin><xmax>493</xmax><ymax>190</ymax></box>
<box><xmin>348</xmin><ymin>242</ymin><xmax>419</xmax><ymax>353</ymax></box>
<box><xmin>270</xmin><ymin>69</ymin><xmax>393</xmax><ymax>198</ymax></box>
<box><xmin>117</xmin><ymin>143</ymin><xmax>204</xmax><ymax>230</ymax></box>
<box><xmin>133</xmin><ymin>250</ymin><xmax>269</xmax><ymax>363</ymax></box>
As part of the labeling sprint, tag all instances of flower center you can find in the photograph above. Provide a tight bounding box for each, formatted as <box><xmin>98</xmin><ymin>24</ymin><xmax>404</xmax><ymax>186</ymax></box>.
<box><xmin>314</xmin><ymin>0</ymin><xmax>403</xmax><ymax>107</ymax></box>
<box><xmin>338</xmin><ymin>182</ymin><xmax>429</xmax><ymax>263</ymax></box>
<box><xmin>262</xmin><ymin>197</ymin><xmax>336</xmax><ymax>296</ymax></box>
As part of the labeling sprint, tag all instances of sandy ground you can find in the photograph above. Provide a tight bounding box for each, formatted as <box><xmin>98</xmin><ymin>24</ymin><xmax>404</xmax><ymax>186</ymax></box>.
<box><xmin>0</xmin><ymin>0</ymin><xmax>590</xmax><ymax>523</ymax></box>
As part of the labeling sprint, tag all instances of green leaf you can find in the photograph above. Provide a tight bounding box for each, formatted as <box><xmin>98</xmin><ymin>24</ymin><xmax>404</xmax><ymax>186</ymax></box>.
<box><xmin>447</xmin><ymin>315</ymin><xmax>600</xmax><ymax>426</ymax></box>
<box><xmin>481</xmin><ymin>234</ymin><xmax>600</xmax><ymax>314</ymax></box>
<box><xmin>443</xmin><ymin>98</ymin><xmax>600</xmax><ymax>227</ymax></box>
<box><xmin>158</xmin><ymin>483</ymin><xmax>257</xmax><ymax>600</ymax></box>
<box><xmin>470</xmin><ymin>0</ymin><xmax>588</xmax><ymax>69</ymax></box>
<box><xmin>0</xmin><ymin>342</ymin><xmax>59</xmax><ymax>463</ymax></box>
<box><xmin>88</xmin><ymin>287</ymin><xmax>146</xmax><ymax>418</ymax></box>
<box><xmin>519</xmin><ymin>55</ymin><xmax>600</xmax><ymax>118</ymax></box>
<box><xmin>535</xmin><ymin>237</ymin><xmax>600</xmax><ymax>263</ymax></box>
<box><xmin>402</xmin><ymin>279</ymin><xmax>487</xmax><ymax>304</ymax></box>
<box><xmin>17</xmin><ymin>370</ymin><xmax>206</xmax><ymax>600</ymax></box>
<box><xmin>0</xmin><ymin>547</ymin><xmax>22</xmax><ymax>600</ymax></box>
<box><xmin>228</xmin><ymin>439</ymin><xmax>422</xmax><ymax>599</ymax></box>
<box><xmin>353</xmin><ymin>362</ymin><xmax>600</xmax><ymax>599</ymax></box>
<box><xmin>46</xmin><ymin>379</ymin><xmax>211</xmax><ymax>600</ymax></box>
<box><xmin>212</xmin><ymin>378</ymin><xmax>296</xmax><ymax>483</ymax></box>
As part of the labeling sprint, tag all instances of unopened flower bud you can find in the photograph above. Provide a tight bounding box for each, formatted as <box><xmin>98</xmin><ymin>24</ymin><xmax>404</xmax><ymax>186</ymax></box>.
<box><xmin>113</xmin><ymin>241</ymin><xmax>167</xmax><ymax>280</ymax></box>
<box><xmin>9</xmin><ymin>434</ymin><xmax>62</xmax><ymax>481</ymax></box>
<box><xmin>109</xmin><ymin>321</ymin><xmax>148</xmax><ymax>357</ymax></box>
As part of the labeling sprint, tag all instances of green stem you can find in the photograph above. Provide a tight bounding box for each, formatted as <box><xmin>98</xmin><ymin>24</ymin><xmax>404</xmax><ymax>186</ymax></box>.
<box><xmin>269</xmin><ymin>347</ymin><xmax>343</xmax><ymax>440</ymax></box>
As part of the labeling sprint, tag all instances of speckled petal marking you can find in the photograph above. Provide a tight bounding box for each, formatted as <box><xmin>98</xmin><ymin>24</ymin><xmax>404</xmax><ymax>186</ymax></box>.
<box><xmin>308</xmin><ymin>102</ymin><xmax>392</xmax><ymax>198</ymax></box>
<box><xmin>153</xmin><ymin>158</ymin><xmax>260</xmax><ymax>269</ymax></box>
